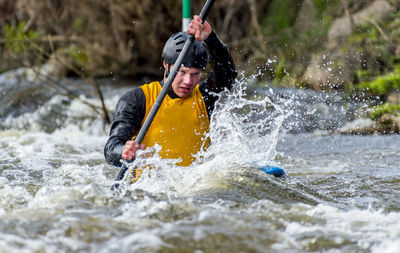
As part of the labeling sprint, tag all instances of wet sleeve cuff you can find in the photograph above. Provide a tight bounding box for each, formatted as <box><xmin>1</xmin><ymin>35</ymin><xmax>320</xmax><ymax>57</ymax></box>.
<box><xmin>204</xmin><ymin>30</ymin><xmax>219</xmax><ymax>47</ymax></box>
<box><xmin>109</xmin><ymin>143</ymin><xmax>124</xmax><ymax>167</ymax></box>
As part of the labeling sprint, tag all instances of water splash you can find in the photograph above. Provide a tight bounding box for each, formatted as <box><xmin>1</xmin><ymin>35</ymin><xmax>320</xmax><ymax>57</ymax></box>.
<box><xmin>119</xmin><ymin>79</ymin><xmax>292</xmax><ymax>198</ymax></box>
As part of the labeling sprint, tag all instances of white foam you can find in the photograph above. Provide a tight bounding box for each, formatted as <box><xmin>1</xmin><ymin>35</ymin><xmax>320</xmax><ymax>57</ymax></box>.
<box><xmin>277</xmin><ymin>204</ymin><xmax>400</xmax><ymax>251</ymax></box>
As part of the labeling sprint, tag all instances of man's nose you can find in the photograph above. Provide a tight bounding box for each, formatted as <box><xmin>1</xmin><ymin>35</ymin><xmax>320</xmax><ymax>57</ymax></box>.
<box><xmin>183</xmin><ymin>74</ymin><xmax>192</xmax><ymax>84</ymax></box>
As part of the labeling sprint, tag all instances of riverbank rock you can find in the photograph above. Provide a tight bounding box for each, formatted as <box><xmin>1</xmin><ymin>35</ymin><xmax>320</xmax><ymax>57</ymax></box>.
<box><xmin>301</xmin><ymin>54</ymin><xmax>332</xmax><ymax>90</ymax></box>
<box><xmin>294</xmin><ymin>0</ymin><xmax>319</xmax><ymax>34</ymax></box>
<box><xmin>302</xmin><ymin>48</ymin><xmax>362</xmax><ymax>90</ymax></box>
<box><xmin>379</xmin><ymin>113</ymin><xmax>400</xmax><ymax>133</ymax></box>
<box><xmin>302</xmin><ymin>0</ymin><xmax>396</xmax><ymax>90</ymax></box>
<box><xmin>396</xmin><ymin>44</ymin><xmax>400</xmax><ymax>57</ymax></box>
<box><xmin>1</xmin><ymin>53</ymin><xmax>69</xmax><ymax>83</ymax></box>
<box><xmin>387</xmin><ymin>91</ymin><xmax>400</xmax><ymax>105</ymax></box>
<box><xmin>338</xmin><ymin>114</ymin><xmax>400</xmax><ymax>135</ymax></box>
<box><xmin>338</xmin><ymin>117</ymin><xmax>378</xmax><ymax>134</ymax></box>
<box><xmin>327</xmin><ymin>0</ymin><xmax>394</xmax><ymax>49</ymax></box>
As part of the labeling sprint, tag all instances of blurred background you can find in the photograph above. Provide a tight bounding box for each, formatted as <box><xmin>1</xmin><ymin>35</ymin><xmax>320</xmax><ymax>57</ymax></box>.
<box><xmin>1</xmin><ymin>0</ymin><xmax>400</xmax><ymax>133</ymax></box>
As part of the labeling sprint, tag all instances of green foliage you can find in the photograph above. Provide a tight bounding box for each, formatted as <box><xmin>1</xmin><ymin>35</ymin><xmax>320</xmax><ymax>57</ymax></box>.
<box><xmin>347</xmin><ymin>25</ymin><xmax>379</xmax><ymax>48</ymax></box>
<box><xmin>4</xmin><ymin>22</ymin><xmax>41</xmax><ymax>53</ymax></box>
<box><xmin>262</xmin><ymin>0</ymin><xmax>300</xmax><ymax>36</ymax></box>
<box><xmin>312</xmin><ymin>0</ymin><xmax>331</xmax><ymax>12</ymax></box>
<box><xmin>368</xmin><ymin>103</ymin><xmax>400</xmax><ymax>119</ymax></box>
<box><xmin>256</xmin><ymin>0</ymin><xmax>339</xmax><ymax>87</ymax></box>
<box><xmin>73</xmin><ymin>18</ymin><xmax>85</xmax><ymax>32</ymax></box>
<box><xmin>359</xmin><ymin>72</ymin><xmax>400</xmax><ymax>95</ymax></box>
<box><xmin>310</xmin><ymin>0</ymin><xmax>339</xmax><ymax>38</ymax></box>
<box><xmin>67</xmin><ymin>44</ymin><xmax>88</xmax><ymax>67</ymax></box>
<box><xmin>388</xmin><ymin>18</ymin><xmax>400</xmax><ymax>42</ymax></box>
<box><xmin>355</xmin><ymin>69</ymin><xmax>379</xmax><ymax>83</ymax></box>
<box><xmin>346</xmin><ymin>10</ymin><xmax>400</xmax><ymax>94</ymax></box>
<box><xmin>274</xmin><ymin>59</ymin><xmax>286</xmax><ymax>80</ymax></box>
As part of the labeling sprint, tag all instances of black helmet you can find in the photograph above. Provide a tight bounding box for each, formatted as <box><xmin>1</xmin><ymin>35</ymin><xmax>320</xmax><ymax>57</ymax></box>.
<box><xmin>161</xmin><ymin>32</ymin><xmax>208</xmax><ymax>69</ymax></box>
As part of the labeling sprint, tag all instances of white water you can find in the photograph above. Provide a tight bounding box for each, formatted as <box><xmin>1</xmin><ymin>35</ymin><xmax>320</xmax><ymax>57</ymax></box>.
<box><xmin>1</xmin><ymin>75</ymin><xmax>400</xmax><ymax>252</ymax></box>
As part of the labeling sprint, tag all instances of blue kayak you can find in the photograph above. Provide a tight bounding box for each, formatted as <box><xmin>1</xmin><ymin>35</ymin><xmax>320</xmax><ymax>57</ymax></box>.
<box><xmin>258</xmin><ymin>165</ymin><xmax>287</xmax><ymax>178</ymax></box>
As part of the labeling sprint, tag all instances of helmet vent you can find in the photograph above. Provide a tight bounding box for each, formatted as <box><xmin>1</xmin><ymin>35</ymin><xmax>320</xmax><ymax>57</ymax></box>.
<box><xmin>162</xmin><ymin>31</ymin><xmax>208</xmax><ymax>69</ymax></box>
<box><xmin>174</xmin><ymin>34</ymin><xmax>183</xmax><ymax>40</ymax></box>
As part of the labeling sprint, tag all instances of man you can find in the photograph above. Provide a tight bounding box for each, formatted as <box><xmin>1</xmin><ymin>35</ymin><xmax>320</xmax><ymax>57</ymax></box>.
<box><xmin>104</xmin><ymin>15</ymin><xmax>237</xmax><ymax>177</ymax></box>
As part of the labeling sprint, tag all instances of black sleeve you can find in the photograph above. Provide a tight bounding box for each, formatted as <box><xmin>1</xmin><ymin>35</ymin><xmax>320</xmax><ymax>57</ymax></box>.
<box><xmin>199</xmin><ymin>30</ymin><xmax>237</xmax><ymax>117</ymax></box>
<box><xmin>104</xmin><ymin>87</ymin><xmax>146</xmax><ymax>167</ymax></box>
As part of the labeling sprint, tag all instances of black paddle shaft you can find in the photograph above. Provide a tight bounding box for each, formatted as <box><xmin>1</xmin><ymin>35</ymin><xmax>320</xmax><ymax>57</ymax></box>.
<box><xmin>111</xmin><ymin>0</ymin><xmax>216</xmax><ymax>188</ymax></box>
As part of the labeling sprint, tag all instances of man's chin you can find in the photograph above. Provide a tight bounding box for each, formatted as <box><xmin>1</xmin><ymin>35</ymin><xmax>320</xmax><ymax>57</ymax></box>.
<box><xmin>178</xmin><ymin>93</ymin><xmax>189</xmax><ymax>98</ymax></box>
<box><xmin>178</xmin><ymin>89</ymin><xmax>191</xmax><ymax>97</ymax></box>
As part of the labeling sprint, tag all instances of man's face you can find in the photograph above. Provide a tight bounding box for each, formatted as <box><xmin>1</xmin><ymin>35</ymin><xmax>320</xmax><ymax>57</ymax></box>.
<box><xmin>164</xmin><ymin>62</ymin><xmax>202</xmax><ymax>98</ymax></box>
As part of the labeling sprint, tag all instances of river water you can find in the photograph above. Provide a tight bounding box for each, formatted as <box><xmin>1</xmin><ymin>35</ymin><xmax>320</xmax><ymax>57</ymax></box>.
<box><xmin>1</xmin><ymin>70</ymin><xmax>399</xmax><ymax>252</ymax></box>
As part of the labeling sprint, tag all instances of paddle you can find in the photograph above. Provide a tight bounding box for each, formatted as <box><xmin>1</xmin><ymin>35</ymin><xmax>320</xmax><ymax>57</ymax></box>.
<box><xmin>110</xmin><ymin>0</ymin><xmax>216</xmax><ymax>191</ymax></box>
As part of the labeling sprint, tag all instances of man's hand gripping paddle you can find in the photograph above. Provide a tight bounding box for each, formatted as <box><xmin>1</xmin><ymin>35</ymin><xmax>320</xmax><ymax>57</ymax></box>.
<box><xmin>110</xmin><ymin>0</ymin><xmax>216</xmax><ymax>191</ymax></box>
